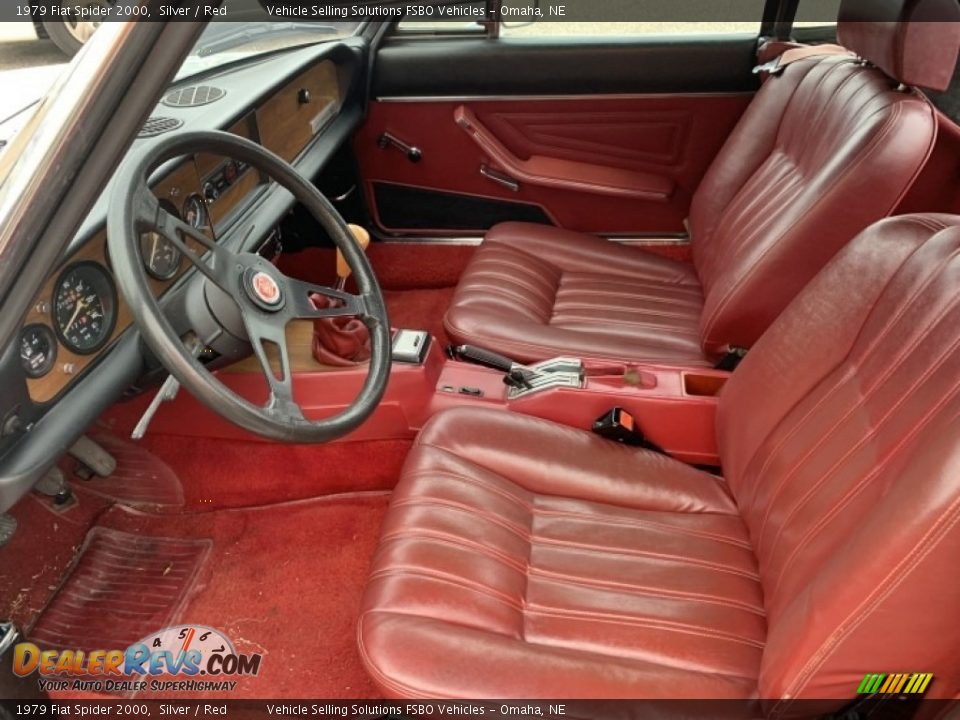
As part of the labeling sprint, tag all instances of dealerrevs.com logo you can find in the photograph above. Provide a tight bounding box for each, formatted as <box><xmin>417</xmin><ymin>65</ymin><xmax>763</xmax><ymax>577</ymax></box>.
<box><xmin>13</xmin><ymin>625</ymin><xmax>262</xmax><ymax>694</ymax></box>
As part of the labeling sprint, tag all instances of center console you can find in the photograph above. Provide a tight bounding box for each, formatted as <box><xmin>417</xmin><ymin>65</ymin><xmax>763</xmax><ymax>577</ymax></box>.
<box><xmin>103</xmin><ymin>330</ymin><xmax>729</xmax><ymax>467</ymax></box>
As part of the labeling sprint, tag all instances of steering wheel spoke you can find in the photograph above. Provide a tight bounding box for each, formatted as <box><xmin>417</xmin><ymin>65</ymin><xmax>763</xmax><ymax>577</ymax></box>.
<box><xmin>286</xmin><ymin>279</ymin><xmax>370</xmax><ymax>320</ymax></box>
<box><xmin>138</xmin><ymin>189</ymin><xmax>236</xmax><ymax>292</ymax></box>
<box><xmin>242</xmin><ymin>314</ymin><xmax>304</xmax><ymax>423</ymax></box>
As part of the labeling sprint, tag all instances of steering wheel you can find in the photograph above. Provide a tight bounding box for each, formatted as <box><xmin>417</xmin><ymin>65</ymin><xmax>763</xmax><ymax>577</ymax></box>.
<box><xmin>107</xmin><ymin>131</ymin><xmax>391</xmax><ymax>443</ymax></box>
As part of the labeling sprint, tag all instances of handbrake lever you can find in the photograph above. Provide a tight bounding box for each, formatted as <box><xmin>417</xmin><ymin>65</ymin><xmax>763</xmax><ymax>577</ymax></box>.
<box><xmin>449</xmin><ymin>344</ymin><xmax>534</xmax><ymax>389</ymax></box>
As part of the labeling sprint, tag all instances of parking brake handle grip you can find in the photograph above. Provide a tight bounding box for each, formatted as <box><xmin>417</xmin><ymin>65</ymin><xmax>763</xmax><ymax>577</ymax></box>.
<box><xmin>452</xmin><ymin>344</ymin><xmax>516</xmax><ymax>373</ymax></box>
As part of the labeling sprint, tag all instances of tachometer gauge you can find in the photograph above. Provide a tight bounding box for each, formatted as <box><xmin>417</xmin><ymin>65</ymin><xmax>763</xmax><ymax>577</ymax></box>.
<box><xmin>182</xmin><ymin>194</ymin><xmax>209</xmax><ymax>230</ymax></box>
<box><xmin>53</xmin><ymin>262</ymin><xmax>118</xmax><ymax>355</ymax></box>
<box><xmin>20</xmin><ymin>324</ymin><xmax>57</xmax><ymax>378</ymax></box>
<box><xmin>140</xmin><ymin>200</ymin><xmax>183</xmax><ymax>280</ymax></box>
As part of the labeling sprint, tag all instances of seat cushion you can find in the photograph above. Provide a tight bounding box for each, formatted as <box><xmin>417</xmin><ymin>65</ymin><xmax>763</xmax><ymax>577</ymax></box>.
<box><xmin>444</xmin><ymin>223</ymin><xmax>710</xmax><ymax>366</ymax></box>
<box><xmin>359</xmin><ymin>407</ymin><xmax>765</xmax><ymax>699</ymax></box>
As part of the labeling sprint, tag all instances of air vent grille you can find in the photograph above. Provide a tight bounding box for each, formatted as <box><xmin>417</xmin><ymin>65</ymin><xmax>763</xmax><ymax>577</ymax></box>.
<box><xmin>138</xmin><ymin>116</ymin><xmax>183</xmax><ymax>138</ymax></box>
<box><xmin>163</xmin><ymin>85</ymin><xmax>226</xmax><ymax>108</ymax></box>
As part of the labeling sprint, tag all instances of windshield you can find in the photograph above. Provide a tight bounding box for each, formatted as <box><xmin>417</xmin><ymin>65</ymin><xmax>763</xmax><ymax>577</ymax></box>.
<box><xmin>175</xmin><ymin>20</ymin><xmax>362</xmax><ymax>82</ymax></box>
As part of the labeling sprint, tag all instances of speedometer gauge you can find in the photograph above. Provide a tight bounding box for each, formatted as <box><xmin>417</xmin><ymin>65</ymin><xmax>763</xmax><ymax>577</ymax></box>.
<box><xmin>53</xmin><ymin>262</ymin><xmax>118</xmax><ymax>355</ymax></box>
<box><xmin>140</xmin><ymin>199</ymin><xmax>183</xmax><ymax>280</ymax></box>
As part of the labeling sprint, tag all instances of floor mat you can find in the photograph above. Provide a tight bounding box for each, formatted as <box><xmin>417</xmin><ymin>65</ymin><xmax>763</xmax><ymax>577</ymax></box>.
<box><xmin>31</xmin><ymin>527</ymin><xmax>210</xmax><ymax>651</ymax></box>
<box><xmin>384</xmin><ymin>286</ymin><xmax>457</xmax><ymax>347</ymax></box>
<box><xmin>45</xmin><ymin>492</ymin><xmax>390</xmax><ymax>699</ymax></box>
<box><xmin>1</xmin><ymin>490</ymin><xmax>112</xmax><ymax>630</ymax></box>
<box><xmin>70</xmin><ymin>433</ymin><xmax>184</xmax><ymax>508</ymax></box>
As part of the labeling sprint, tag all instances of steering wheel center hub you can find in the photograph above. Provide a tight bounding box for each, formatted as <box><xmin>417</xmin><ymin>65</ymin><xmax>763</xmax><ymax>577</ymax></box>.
<box><xmin>245</xmin><ymin>268</ymin><xmax>284</xmax><ymax>311</ymax></box>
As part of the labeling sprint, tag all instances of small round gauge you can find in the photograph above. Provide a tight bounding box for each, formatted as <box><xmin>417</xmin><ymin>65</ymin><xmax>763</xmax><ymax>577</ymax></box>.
<box><xmin>223</xmin><ymin>160</ymin><xmax>238</xmax><ymax>185</ymax></box>
<box><xmin>52</xmin><ymin>262</ymin><xmax>118</xmax><ymax>355</ymax></box>
<box><xmin>139</xmin><ymin>199</ymin><xmax>183</xmax><ymax>280</ymax></box>
<box><xmin>182</xmin><ymin>194</ymin><xmax>209</xmax><ymax>230</ymax></box>
<box><xmin>19</xmin><ymin>324</ymin><xmax>57</xmax><ymax>378</ymax></box>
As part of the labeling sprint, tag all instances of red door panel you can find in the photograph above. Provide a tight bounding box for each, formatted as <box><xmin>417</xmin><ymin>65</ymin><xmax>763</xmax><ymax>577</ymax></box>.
<box><xmin>354</xmin><ymin>94</ymin><xmax>752</xmax><ymax>236</ymax></box>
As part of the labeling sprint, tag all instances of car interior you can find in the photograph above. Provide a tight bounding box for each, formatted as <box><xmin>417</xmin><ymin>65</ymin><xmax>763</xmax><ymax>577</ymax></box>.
<box><xmin>2</xmin><ymin>0</ymin><xmax>960</xmax><ymax>713</ymax></box>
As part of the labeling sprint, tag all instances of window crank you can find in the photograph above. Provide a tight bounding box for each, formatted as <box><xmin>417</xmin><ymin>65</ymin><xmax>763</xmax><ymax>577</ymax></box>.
<box><xmin>377</xmin><ymin>132</ymin><xmax>422</xmax><ymax>163</ymax></box>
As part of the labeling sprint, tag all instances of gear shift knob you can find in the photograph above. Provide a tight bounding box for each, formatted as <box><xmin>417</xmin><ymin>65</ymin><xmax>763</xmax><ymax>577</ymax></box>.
<box><xmin>336</xmin><ymin>224</ymin><xmax>371</xmax><ymax>289</ymax></box>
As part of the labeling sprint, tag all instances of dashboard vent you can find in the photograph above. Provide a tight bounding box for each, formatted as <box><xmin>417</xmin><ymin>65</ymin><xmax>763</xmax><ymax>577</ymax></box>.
<box><xmin>138</xmin><ymin>116</ymin><xmax>183</xmax><ymax>138</ymax></box>
<box><xmin>163</xmin><ymin>85</ymin><xmax>226</xmax><ymax>108</ymax></box>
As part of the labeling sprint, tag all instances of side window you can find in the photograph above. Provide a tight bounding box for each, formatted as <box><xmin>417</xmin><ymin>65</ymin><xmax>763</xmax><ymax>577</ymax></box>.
<box><xmin>498</xmin><ymin>0</ymin><xmax>765</xmax><ymax>38</ymax></box>
<box><xmin>396</xmin><ymin>1</ymin><xmax>489</xmax><ymax>36</ymax></box>
<box><xmin>501</xmin><ymin>21</ymin><xmax>764</xmax><ymax>39</ymax></box>
<box><xmin>792</xmin><ymin>0</ymin><xmax>841</xmax><ymax>42</ymax></box>
<box><xmin>397</xmin><ymin>0</ymin><xmax>769</xmax><ymax>39</ymax></box>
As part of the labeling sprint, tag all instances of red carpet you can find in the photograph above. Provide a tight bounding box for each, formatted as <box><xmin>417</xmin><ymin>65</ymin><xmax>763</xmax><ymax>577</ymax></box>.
<box><xmin>1</xmin><ymin>490</ymin><xmax>112</xmax><ymax>630</ymax></box>
<box><xmin>84</xmin><ymin>492</ymin><xmax>390</xmax><ymax>699</ymax></box>
<box><xmin>134</xmin><ymin>434</ymin><xmax>411</xmax><ymax>509</ymax></box>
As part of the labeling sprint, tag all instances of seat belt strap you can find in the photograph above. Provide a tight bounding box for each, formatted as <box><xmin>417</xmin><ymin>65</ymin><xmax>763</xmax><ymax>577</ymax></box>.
<box><xmin>753</xmin><ymin>43</ymin><xmax>856</xmax><ymax>76</ymax></box>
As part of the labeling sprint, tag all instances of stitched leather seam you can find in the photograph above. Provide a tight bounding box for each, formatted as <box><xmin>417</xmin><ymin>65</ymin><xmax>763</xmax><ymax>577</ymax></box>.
<box><xmin>380</xmin><ymin>527</ymin><xmax>528</xmax><ymax>573</ymax></box>
<box><xmin>701</xmin><ymin>96</ymin><xmax>914</xmax><ymax>346</ymax></box>
<box><xmin>528</xmin><ymin>568</ymin><xmax>765</xmax><ymax>616</ymax></box>
<box><xmin>443</xmin><ymin>311</ymin><xmax>711</xmax><ymax>366</ymax></box>
<box><xmin>774</xmin><ymin>496</ymin><xmax>960</xmax><ymax>710</ymax></box>
<box><xmin>390</xmin><ymin>497</ymin><xmax>532</xmax><ymax>539</ymax></box>
<box><xmin>532</xmin><ymin>535</ymin><xmax>761</xmax><ymax>581</ymax></box>
<box><xmin>764</xmin><ymin>332</ymin><xmax>960</xmax><ymax>597</ymax></box>
<box><xmin>551</xmin><ymin>316</ymin><xmax>701</xmax><ymax>337</ymax></box>
<box><xmin>534</xmin><ymin>508</ymin><xmax>750</xmax><ymax>548</ymax></box>
<box><xmin>400</xmin><ymin>467</ymin><xmax>536</xmax><ymax>510</ymax></box>
<box><xmin>737</xmin><ymin>223</ymin><xmax>947</xmax><ymax>509</ymax></box>
<box><xmin>407</xmin><ymin>444</ymin><xmax>731</xmax><ymax>515</ymax></box>
<box><xmin>523</xmin><ymin>605</ymin><xmax>766</xmax><ymax>649</ymax></box>
<box><xmin>755</xmin><ymin>265</ymin><xmax>960</xmax><ymax>544</ymax></box>
<box><xmin>368</xmin><ymin>566</ymin><xmax>525</xmax><ymax>612</ymax></box>
<box><xmin>359</xmin><ymin>608</ymin><xmax>759</xmax><ymax>687</ymax></box>
<box><xmin>779</xmin><ymin>58</ymin><xmax>856</xmax><ymax>156</ymax></box>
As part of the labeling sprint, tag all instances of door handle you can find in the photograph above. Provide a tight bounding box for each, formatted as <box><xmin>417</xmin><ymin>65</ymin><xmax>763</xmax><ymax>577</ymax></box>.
<box><xmin>480</xmin><ymin>164</ymin><xmax>519</xmax><ymax>192</ymax></box>
<box><xmin>377</xmin><ymin>132</ymin><xmax>422</xmax><ymax>163</ymax></box>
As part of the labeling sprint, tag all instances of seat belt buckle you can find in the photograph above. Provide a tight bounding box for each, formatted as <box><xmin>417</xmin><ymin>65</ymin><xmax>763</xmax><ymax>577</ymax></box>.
<box><xmin>592</xmin><ymin>408</ymin><xmax>663</xmax><ymax>453</ymax></box>
<box><xmin>752</xmin><ymin>58</ymin><xmax>784</xmax><ymax>76</ymax></box>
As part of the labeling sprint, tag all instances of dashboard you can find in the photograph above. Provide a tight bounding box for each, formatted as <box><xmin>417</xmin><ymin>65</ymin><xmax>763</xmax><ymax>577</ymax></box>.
<box><xmin>0</xmin><ymin>39</ymin><xmax>366</xmax><ymax>511</ymax></box>
<box><xmin>19</xmin><ymin>59</ymin><xmax>342</xmax><ymax>405</ymax></box>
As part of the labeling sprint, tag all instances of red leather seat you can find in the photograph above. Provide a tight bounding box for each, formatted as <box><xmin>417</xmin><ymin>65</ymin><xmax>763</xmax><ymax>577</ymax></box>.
<box><xmin>361</xmin><ymin>213</ymin><xmax>960</xmax><ymax>704</ymax></box>
<box><xmin>444</xmin><ymin>0</ymin><xmax>960</xmax><ymax>366</ymax></box>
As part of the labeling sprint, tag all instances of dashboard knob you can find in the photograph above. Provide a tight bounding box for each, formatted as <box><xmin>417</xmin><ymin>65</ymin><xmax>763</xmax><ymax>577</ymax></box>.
<box><xmin>203</xmin><ymin>181</ymin><xmax>219</xmax><ymax>202</ymax></box>
<box><xmin>298</xmin><ymin>88</ymin><xmax>312</xmax><ymax>105</ymax></box>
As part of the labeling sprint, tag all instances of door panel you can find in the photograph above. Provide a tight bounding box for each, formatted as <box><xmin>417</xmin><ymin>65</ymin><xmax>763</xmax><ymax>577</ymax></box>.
<box><xmin>356</xmin><ymin>35</ymin><xmax>758</xmax><ymax>237</ymax></box>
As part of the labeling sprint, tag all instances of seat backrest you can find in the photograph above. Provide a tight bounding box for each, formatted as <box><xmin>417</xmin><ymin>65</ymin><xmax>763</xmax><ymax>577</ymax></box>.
<box><xmin>688</xmin><ymin>0</ymin><xmax>960</xmax><ymax>359</ymax></box>
<box><xmin>716</xmin><ymin>213</ymin><xmax>960</xmax><ymax>704</ymax></box>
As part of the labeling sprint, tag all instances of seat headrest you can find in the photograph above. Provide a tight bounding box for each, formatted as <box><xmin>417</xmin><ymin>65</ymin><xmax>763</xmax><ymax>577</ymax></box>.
<box><xmin>837</xmin><ymin>0</ymin><xmax>960</xmax><ymax>91</ymax></box>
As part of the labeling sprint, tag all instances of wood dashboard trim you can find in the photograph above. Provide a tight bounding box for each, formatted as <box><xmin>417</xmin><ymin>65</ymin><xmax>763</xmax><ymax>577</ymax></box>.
<box><xmin>24</xmin><ymin>161</ymin><xmax>207</xmax><ymax>404</ymax></box>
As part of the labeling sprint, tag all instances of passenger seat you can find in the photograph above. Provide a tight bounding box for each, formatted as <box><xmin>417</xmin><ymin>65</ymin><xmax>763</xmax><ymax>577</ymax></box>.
<box><xmin>444</xmin><ymin>0</ymin><xmax>960</xmax><ymax>367</ymax></box>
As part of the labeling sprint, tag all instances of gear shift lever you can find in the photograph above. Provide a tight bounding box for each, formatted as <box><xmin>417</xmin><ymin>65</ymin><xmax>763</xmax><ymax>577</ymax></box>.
<box><xmin>336</xmin><ymin>224</ymin><xmax>371</xmax><ymax>291</ymax></box>
<box><xmin>312</xmin><ymin>224</ymin><xmax>373</xmax><ymax>366</ymax></box>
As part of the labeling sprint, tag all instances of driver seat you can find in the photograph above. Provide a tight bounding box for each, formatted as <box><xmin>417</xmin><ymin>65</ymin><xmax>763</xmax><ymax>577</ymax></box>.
<box><xmin>443</xmin><ymin>0</ymin><xmax>960</xmax><ymax>367</ymax></box>
<box><xmin>359</xmin><ymin>214</ymin><xmax>960</xmax><ymax>704</ymax></box>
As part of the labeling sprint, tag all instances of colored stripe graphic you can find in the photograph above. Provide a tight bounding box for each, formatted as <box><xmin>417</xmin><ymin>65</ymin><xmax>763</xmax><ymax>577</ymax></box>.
<box><xmin>858</xmin><ymin>673</ymin><xmax>932</xmax><ymax>695</ymax></box>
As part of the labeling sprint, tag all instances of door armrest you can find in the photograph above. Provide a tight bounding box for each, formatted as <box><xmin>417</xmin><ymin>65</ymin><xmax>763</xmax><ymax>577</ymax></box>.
<box><xmin>454</xmin><ymin>105</ymin><xmax>675</xmax><ymax>202</ymax></box>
